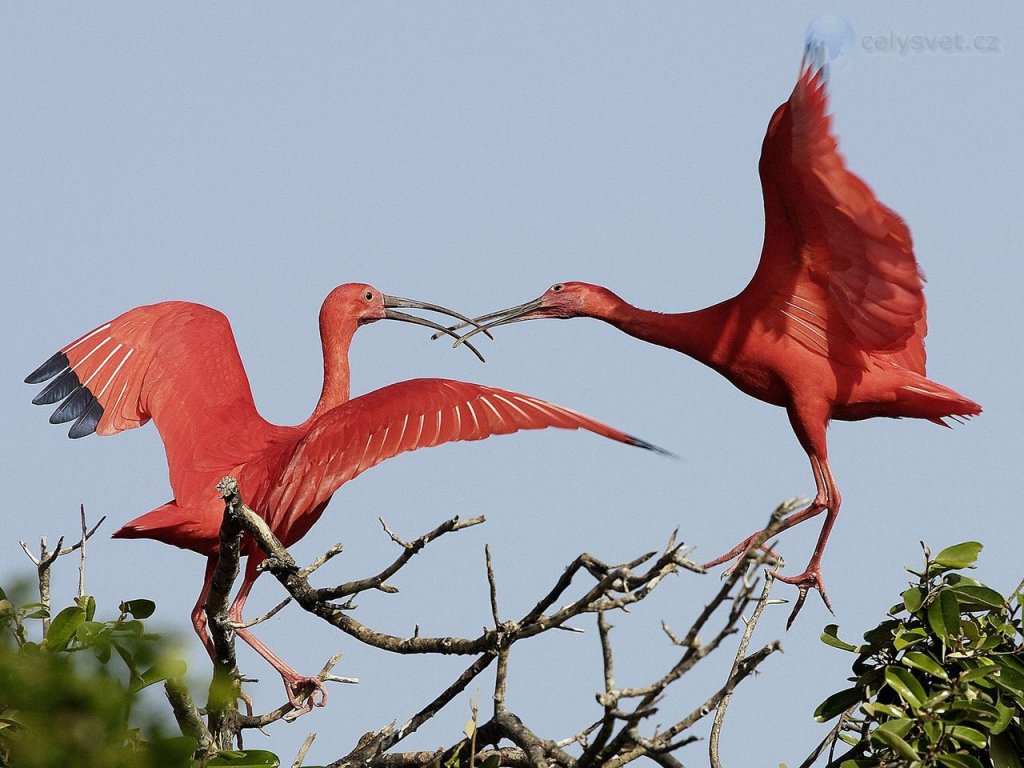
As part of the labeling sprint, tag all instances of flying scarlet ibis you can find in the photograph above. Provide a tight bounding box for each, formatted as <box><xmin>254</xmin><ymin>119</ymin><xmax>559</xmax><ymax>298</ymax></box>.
<box><xmin>26</xmin><ymin>283</ymin><xmax>664</xmax><ymax>709</ymax></box>
<box><xmin>456</xmin><ymin>62</ymin><xmax>981</xmax><ymax>624</ymax></box>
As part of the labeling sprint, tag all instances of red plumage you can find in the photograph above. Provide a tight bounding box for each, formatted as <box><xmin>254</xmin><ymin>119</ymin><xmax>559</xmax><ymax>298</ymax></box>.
<box><xmin>459</xmin><ymin>62</ymin><xmax>981</xmax><ymax>625</ymax></box>
<box><xmin>27</xmin><ymin>283</ymin><xmax>662</xmax><ymax>710</ymax></box>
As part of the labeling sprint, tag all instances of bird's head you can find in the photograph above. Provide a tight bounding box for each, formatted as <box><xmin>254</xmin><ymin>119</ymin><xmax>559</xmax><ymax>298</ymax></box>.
<box><xmin>321</xmin><ymin>283</ymin><xmax>487</xmax><ymax>361</ymax></box>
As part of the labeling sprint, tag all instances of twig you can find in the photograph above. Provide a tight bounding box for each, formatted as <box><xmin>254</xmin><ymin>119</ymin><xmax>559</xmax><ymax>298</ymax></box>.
<box><xmin>230</xmin><ymin>596</ymin><xmax>292</xmax><ymax>630</ymax></box>
<box><xmin>302</xmin><ymin>543</ymin><xmax>345</xmax><ymax>576</ymax></box>
<box><xmin>291</xmin><ymin>732</ymin><xmax>317</xmax><ymax>768</ymax></box>
<box><xmin>317</xmin><ymin>515</ymin><xmax>486</xmax><ymax>601</ymax></box>
<box><xmin>19</xmin><ymin>513</ymin><xmax>106</xmax><ymax>635</ymax></box>
<box><xmin>486</xmin><ymin>545</ymin><xmax>511</xmax><ymax>716</ymax></box>
<box><xmin>77</xmin><ymin>505</ymin><xmax>87</xmax><ymax>598</ymax></box>
<box><xmin>709</xmin><ymin>572</ymin><xmax>778</xmax><ymax>768</ymax></box>
<box><xmin>164</xmin><ymin>676</ymin><xmax>215</xmax><ymax>760</ymax></box>
<box><xmin>577</xmin><ymin>611</ymin><xmax>617</xmax><ymax>765</ymax></box>
<box><xmin>796</xmin><ymin>707</ymin><xmax>856</xmax><ymax>768</ymax></box>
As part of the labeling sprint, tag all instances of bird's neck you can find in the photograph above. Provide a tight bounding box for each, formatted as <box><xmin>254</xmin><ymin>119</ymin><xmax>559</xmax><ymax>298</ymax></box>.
<box><xmin>310</xmin><ymin>320</ymin><xmax>356</xmax><ymax>423</ymax></box>
<box><xmin>594</xmin><ymin>294</ymin><xmax>733</xmax><ymax>367</ymax></box>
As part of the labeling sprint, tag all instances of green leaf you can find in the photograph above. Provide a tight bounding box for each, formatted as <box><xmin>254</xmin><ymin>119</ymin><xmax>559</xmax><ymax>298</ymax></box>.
<box><xmin>112</xmin><ymin>619</ymin><xmax>146</xmax><ymax>637</ymax></box>
<box><xmin>902</xmin><ymin>586</ymin><xmax>925</xmax><ymax>613</ymax></box>
<box><xmin>993</xmin><ymin>658</ymin><xmax>1024</xmax><ymax>697</ymax></box>
<box><xmin>870</xmin><ymin>722</ymin><xmax>920</xmax><ymax>761</ymax></box>
<box><xmin>928</xmin><ymin>589</ymin><xmax>961</xmax><ymax>641</ymax></box>
<box><xmin>119</xmin><ymin>599</ymin><xmax>156</xmax><ymax>620</ymax></box>
<box><xmin>814</xmin><ymin>686</ymin><xmax>863</xmax><ymax>722</ymax></box>
<box><xmin>43</xmin><ymin>606</ymin><xmax>86</xmax><ymax>651</ymax></box>
<box><xmin>934</xmin><ymin>541</ymin><xmax>983</xmax><ymax>569</ymax></box>
<box><xmin>952</xmin><ymin>584</ymin><xmax>1006</xmax><ymax>611</ymax></box>
<box><xmin>894</xmin><ymin>626</ymin><xmax>929</xmax><ymax>650</ymax></box>
<box><xmin>884</xmin><ymin>666</ymin><xmax>927</xmax><ymax>709</ymax></box>
<box><xmin>861</xmin><ymin>702</ymin><xmax>905</xmax><ymax>718</ymax></box>
<box><xmin>992</xmin><ymin>696</ymin><xmax>1015</xmax><ymax>735</ymax></box>
<box><xmin>129</xmin><ymin>657</ymin><xmax>188</xmax><ymax>693</ymax></box>
<box><xmin>207</xmin><ymin>750</ymin><xmax>281</xmax><ymax>767</ymax></box>
<box><xmin>76</xmin><ymin>621</ymin><xmax>113</xmax><ymax>662</ymax></box>
<box><xmin>949</xmin><ymin>724</ymin><xmax>987</xmax><ymax>749</ymax></box>
<box><xmin>902</xmin><ymin>651</ymin><xmax>949</xmax><ymax>680</ymax></box>
<box><xmin>992</xmin><ymin>731</ymin><xmax>1024</xmax><ymax>768</ymax></box>
<box><xmin>937</xmin><ymin>755</ymin><xmax>984</xmax><ymax>768</ymax></box>
<box><xmin>863</xmin><ymin>619</ymin><xmax>900</xmax><ymax>647</ymax></box>
<box><xmin>959</xmin><ymin>664</ymin><xmax>998</xmax><ymax>684</ymax></box>
<box><xmin>821</xmin><ymin>624</ymin><xmax>858</xmax><ymax>652</ymax></box>
<box><xmin>921</xmin><ymin>689</ymin><xmax>952</xmax><ymax>710</ymax></box>
<box><xmin>479</xmin><ymin>756</ymin><xmax>501</xmax><ymax>768</ymax></box>
<box><xmin>75</xmin><ymin>594</ymin><xmax>97</xmax><ymax>621</ymax></box>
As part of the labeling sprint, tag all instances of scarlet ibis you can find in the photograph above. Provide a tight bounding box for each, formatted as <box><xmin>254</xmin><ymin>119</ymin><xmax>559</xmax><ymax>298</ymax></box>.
<box><xmin>457</xmin><ymin>62</ymin><xmax>982</xmax><ymax>624</ymax></box>
<box><xmin>26</xmin><ymin>283</ymin><xmax>665</xmax><ymax>709</ymax></box>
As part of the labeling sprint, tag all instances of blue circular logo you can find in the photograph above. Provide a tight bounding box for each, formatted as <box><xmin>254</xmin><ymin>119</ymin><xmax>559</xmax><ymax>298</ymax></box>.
<box><xmin>804</xmin><ymin>15</ymin><xmax>855</xmax><ymax>70</ymax></box>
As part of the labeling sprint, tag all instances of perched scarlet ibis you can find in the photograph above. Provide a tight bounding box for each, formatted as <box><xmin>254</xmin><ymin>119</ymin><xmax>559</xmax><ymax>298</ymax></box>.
<box><xmin>457</xmin><ymin>62</ymin><xmax>981</xmax><ymax>624</ymax></box>
<box><xmin>26</xmin><ymin>283</ymin><xmax>664</xmax><ymax>709</ymax></box>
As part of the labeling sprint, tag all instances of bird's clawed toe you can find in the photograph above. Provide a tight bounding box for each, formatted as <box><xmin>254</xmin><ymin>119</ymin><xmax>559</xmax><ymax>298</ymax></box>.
<box><xmin>775</xmin><ymin>565</ymin><xmax>834</xmax><ymax>628</ymax></box>
<box><xmin>283</xmin><ymin>674</ymin><xmax>329</xmax><ymax>717</ymax></box>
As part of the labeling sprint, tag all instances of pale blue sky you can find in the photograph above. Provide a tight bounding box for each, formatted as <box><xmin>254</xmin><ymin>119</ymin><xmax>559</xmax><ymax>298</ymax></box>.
<box><xmin>2</xmin><ymin>4</ymin><xmax>1020</xmax><ymax>765</ymax></box>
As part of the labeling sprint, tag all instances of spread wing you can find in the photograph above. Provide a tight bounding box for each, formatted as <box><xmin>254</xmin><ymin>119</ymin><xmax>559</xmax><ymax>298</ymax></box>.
<box><xmin>25</xmin><ymin>301</ymin><xmax>271</xmax><ymax>475</ymax></box>
<box><xmin>263</xmin><ymin>378</ymin><xmax>667</xmax><ymax>542</ymax></box>
<box><xmin>743</xmin><ymin>62</ymin><xmax>927</xmax><ymax>369</ymax></box>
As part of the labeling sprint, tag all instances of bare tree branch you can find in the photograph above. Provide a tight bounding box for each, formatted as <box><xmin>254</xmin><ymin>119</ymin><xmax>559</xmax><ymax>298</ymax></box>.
<box><xmin>709</xmin><ymin>572</ymin><xmax>778</xmax><ymax>768</ymax></box>
<box><xmin>204</xmin><ymin>480</ymin><xmax>788</xmax><ymax>767</ymax></box>
<box><xmin>18</xmin><ymin>512</ymin><xmax>106</xmax><ymax>635</ymax></box>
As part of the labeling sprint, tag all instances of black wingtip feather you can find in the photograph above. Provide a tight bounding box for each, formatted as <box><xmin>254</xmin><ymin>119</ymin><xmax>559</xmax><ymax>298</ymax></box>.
<box><xmin>627</xmin><ymin>435</ymin><xmax>678</xmax><ymax>459</ymax></box>
<box><xmin>32</xmin><ymin>367</ymin><xmax>81</xmax><ymax>405</ymax></box>
<box><xmin>49</xmin><ymin>386</ymin><xmax>95</xmax><ymax>425</ymax></box>
<box><xmin>25</xmin><ymin>352</ymin><xmax>70</xmax><ymax>384</ymax></box>
<box><xmin>69</xmin><ymin>399</ymin><xmax>103</xmax><ymax>439</ymax></box>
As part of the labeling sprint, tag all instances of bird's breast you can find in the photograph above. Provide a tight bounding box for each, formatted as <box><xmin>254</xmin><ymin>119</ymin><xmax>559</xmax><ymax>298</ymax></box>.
<box><xmin>717</xmin><ymin>362</ymin><xmax>791</xmax><ymax>408</ymax></box>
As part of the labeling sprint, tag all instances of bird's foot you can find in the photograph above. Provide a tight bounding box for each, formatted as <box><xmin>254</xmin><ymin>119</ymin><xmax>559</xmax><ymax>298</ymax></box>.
<box><xmin>282</xmin><ymin>672</ymin><xmax>329</xmax><ymax>717</ymax></box>
<box><xmin>702</xmin><ymin>530</ymin><xmax>784</xmax><ymax>572</ymax></box>
<box><xmin>774</xmin><ymin>564</ymin><xmax>834</xmax><ymax>629</ymax></box>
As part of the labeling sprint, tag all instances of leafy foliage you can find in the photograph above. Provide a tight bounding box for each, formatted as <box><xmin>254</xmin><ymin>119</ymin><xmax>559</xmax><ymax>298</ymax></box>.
<box><xmin>0</xmin><ymin>584</ymin><xmax>193</xmax><ymax>768</ymax></box>
<box><xmin>814</xmin><ymin>542</ymin><xmax>1024</xmax><ymax>767</ymax></box>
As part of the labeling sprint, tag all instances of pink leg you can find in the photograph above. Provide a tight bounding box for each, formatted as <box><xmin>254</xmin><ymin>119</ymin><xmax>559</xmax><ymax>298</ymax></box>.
<box><xmin>704</xmin><ymin>410</ymin><xmax>840</xmax><ymax>627</ymax></box>
<box><xmin>701</xmin><ymin>454</ymin><xmax>831</xmax><ymax>569</ymax></box>
<box><xmin>774</xmin><ymin>454</ymin><xmax>840</xmax><ymax>627</ymax></box>
<box><xmin>191</xmin><ymin>558</ymin><xmax>217</xmax><ymax>658</ymax></box>
<box><xmin>228</xmin><ymin>558</ymin><xmax>328</xmax><ymax>713</ymax></box>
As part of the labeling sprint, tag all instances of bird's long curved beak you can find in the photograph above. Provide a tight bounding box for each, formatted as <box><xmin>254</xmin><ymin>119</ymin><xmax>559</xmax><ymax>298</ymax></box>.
<box><xmin>451</xmin><ymin>297</ymin><xmax>546</xmax><ymax>348</ymax></box>
<box><xmin>382</xmin><ymin>295</ymin><xmax>489</xmax><ymax>362</ymax></box>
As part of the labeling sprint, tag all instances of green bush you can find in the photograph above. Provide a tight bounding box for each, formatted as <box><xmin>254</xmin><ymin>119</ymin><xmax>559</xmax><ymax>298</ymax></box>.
<box><xmin>0</xmin><ymin>586</ymin><xmax>194</xmax><ymax>768</ymax></box>
<box><xmin>814</xmin><ymin>542</ymin><xmax>1024</xmax><ymax>768</ymax></box>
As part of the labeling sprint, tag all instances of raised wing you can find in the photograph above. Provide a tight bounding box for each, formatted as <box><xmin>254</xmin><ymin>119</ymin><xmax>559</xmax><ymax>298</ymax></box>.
<box><xmin>263</xmin><ymin>378</ymin><xmax>668</xmax><ymax>542</ymax></box>
<box><xmin>745</xmin><ymin>63</ymin><xmax>927</xmax><ymax>366</ymax></box>
<box><xmin>25</xmin><ymin>301</ymin><xmax>270</xmax><ymax>470</ymax></box>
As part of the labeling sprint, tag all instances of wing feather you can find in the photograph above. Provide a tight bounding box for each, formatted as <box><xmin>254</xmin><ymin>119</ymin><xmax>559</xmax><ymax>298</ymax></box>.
<box><xmin>264</xmin><ymin>379</ymin><xmax>667</xmax><ymax>535</ymax></box>
<box><xmin>25</xmin><ymin>301</ymin><xmax>272</xmax><ymax>491</ymax></box>
<box><xmin>746</xmin><ymin>63</ymin><xmax>927</xmax><ymax>367</ymax></box>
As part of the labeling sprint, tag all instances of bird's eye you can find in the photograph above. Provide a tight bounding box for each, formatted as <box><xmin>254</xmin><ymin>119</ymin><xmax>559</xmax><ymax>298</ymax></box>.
<box><xmin>364</xmin><ymin>291</ymin><xmax>374</xmax><ymax>301</ymax></box>
<box><xmin>552</xmin><ymin>284</ymin><xmax>564</xmax><ymax>292</ymax></box>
